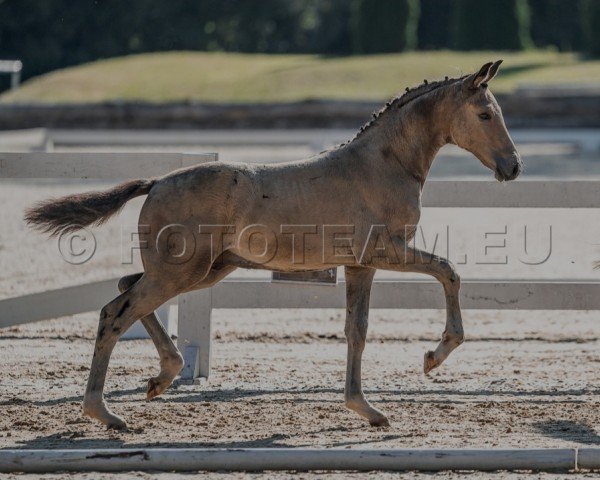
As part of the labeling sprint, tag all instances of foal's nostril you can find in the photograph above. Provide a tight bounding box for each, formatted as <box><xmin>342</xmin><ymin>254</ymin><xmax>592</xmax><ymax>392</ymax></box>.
<box><xmin>511</xmin><ymin>163</ymin><xmax>520</xmax><ymax>178</ymax></box>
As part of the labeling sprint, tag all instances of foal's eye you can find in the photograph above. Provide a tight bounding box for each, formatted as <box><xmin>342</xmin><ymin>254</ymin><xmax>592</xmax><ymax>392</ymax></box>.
<box><xmin>479</xmin><ymin>112</ymin><xmax>491</xmax><ymax>120</ymax></box>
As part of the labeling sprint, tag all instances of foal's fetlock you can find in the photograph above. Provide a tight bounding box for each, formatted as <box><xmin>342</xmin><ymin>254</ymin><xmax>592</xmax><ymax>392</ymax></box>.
<box><xmin>83</xmin><ymin>395</ymin><xmax>127</xmax><ymax>430</ymax></box>
<box><xmin>158</xmin><ymin>351</ymin><xmax>184</xmax><ymax>375</ymax></box>
<box><xmin>170</xmin><ymin>351</ymin><xmax>185</xmax><ymax>374</ymax></box>
<box><xmin>345</xmin><ymin>397</ymin><xmax>390</xmax><ymax>428</ymax></box>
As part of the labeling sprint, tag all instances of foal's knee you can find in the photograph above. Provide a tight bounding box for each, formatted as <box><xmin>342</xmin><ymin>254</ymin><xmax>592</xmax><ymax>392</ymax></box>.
<box><xmin>344</xmin><ymin>318</ymin><xmax>368</xmax><ymax>346</ymax></box>
<box><xmin>437</xmin><ymin>258</ymin><xmax>460</xmax><ymax>291</ymax></box>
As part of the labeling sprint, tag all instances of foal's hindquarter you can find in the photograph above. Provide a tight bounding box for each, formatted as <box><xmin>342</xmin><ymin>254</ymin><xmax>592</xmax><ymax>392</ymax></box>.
<box><xmin>27</xmin><ymin>61</ymin><xmax>520</xmax><ymax>429</ymax></box>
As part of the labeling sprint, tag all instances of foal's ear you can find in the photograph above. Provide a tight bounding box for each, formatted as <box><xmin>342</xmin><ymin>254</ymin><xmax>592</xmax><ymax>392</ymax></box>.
<box><xmin>465</xmin><ymin>61</ymin><xmax>494</xmax><ymax>90</ymax></box>
<box><xmin>484</xmin><ymin>59</ymin><xmax>503</xmax><ymax>83</ymax></box>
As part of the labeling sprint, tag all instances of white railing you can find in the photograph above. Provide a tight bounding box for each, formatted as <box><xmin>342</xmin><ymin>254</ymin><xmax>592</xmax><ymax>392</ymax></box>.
<box><xmin>0</xmin><ymin>152</ymin><xmax>598</xmax><ymax>382</ymax></box>
<box><xmin>0</xmin><ymin>151</ymin><xmax>216</xmax><ymax>178</ymax></box>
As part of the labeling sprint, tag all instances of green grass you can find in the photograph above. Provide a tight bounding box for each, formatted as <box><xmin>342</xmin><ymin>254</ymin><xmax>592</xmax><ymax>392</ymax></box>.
<box><xmin>2</xmin><ymin>50</ymin><xmax>599</xmax><ymax>104</ymax></box>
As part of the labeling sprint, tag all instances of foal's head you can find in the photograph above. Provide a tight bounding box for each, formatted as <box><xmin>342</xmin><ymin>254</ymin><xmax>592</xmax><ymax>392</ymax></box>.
<box><xmin>449</xmin><ymin>60</ymin><xmax>522</xmax><ymax>181</ymax></box>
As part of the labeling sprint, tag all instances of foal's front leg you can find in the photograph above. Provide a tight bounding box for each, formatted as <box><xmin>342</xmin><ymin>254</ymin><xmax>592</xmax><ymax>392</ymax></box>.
<box><xmin>370</xmin><ymin>238</ymin><xmax>464</xmax><ymax>374</ymax></box>
<box><xmin>423</xmin><ymin>269</ymin><xmax>463</xmax><ymax>374</ymax></box>
<box><xmin>344</xmin><ymin>266</ymin><xmax>390</xmax><ymax>427</ymax></box>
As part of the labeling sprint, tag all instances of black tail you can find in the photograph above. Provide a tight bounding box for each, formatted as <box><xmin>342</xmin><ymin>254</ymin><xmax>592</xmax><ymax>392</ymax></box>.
<box><xmin>24</xmin><ymin>179</ymin><xmax>155</xmax><ymax>236</ymax></box>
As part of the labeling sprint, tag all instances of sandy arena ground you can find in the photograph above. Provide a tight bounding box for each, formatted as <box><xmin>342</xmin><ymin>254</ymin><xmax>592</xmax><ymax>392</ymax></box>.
<box><xmin>2</xmin><ymin>307</ymin><xmax>600</xmax><ymax>479</ymax></box>
<box><xmin>1</xmin><ymin>142</ymin><xmax>600</xmax><ymax>477</ymax></box>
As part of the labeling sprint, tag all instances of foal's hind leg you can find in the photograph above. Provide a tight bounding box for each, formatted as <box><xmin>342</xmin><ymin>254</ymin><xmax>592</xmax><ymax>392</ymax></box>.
<box><xmin>83</xmin><ymin>274</ymin><xmax>184</xmax><ymax>429</ymax></box>
<box><xmin>118</xmin><ymin>273</ymin><xmax>184</xmax><ymax>401</ymax></box>
<box><xmin>118</xmin><ymin>264</ymin><xmax>237</xmax><ymax>401</ymax></box>
<box><xmin>344</xmin><ymin>266</ymin><xmax>389</xmax><ymax>427</ymax></box>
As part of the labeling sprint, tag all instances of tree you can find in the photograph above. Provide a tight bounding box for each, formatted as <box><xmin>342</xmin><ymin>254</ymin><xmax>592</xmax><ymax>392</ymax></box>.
<box><xmin>417</xmin><ymin>0</ymin><xmax>451</xmax><ymax>50</ymax></box>
<box><xmin>581</xmin><ymin>0</ymin><xmax>600</xmax><ymax>57</ymax></box>
<box><xmin>0</xmin><ymin>0</ymin><xmax>305</xmax><ymax>80</ymax></box>
<box><xmin>529</xmin><ymin>0</ymin><xmax>584</xmax><ymax>51</ymax></box>
<box><xmin>293</xmin><ymin>0</ymin><xmax>353</xmax><ymax>55</ymax></box>
<box><xmin>350</xmin><ymin>0</ymin><xmax>420</xmax><ymax>54</ymax></box>
<box><xmin>451</xmin><ymin>0</ymin><xmax>532</xmax><ymax>51</ymax></box>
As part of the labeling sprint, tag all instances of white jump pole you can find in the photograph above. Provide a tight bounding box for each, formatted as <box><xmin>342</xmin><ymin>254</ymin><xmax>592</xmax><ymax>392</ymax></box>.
<box><xmin>0</xmin><ymin>448</ymin><xmax>579</xmax><ymax>473</ymax></box>
<box><xmin>578</xmin><ymin>449</ymin><xmax>600</xmax><ymax>470</ymax></box>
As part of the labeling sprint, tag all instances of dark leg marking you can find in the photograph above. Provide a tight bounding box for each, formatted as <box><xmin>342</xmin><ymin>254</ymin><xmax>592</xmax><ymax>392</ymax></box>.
<box><xmin>116</xmin><ymin>300</ymin><xmax>130</xmax><ymax>318</ymax></box>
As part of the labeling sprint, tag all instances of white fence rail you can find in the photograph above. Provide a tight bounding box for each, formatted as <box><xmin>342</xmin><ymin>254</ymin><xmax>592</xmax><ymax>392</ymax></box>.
<box><xmin>421</xmin><ymin>180</ymin><xmax>599</xmax><ymax>208</ymax></box>
<box><xmin>0</xmin><ymin>152</ymin><xmax>598</xmax><ymax>381</ymax></box>
<box><xmin>2</xmin><ymin>277</ymin><xmax>598</xmax><ymax>330</ymax></box>
<box><xmin>0</xmin><ymin>152</ymin><xmax>216</xmax><ymax>178</ymax></box>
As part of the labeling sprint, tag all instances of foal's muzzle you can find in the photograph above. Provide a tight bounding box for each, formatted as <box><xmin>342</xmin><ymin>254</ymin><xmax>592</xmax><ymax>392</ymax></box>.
<box><xmin>495</xmin><ymin>152</ymin><xmax>522</xmax><ymax>182</ymax></box>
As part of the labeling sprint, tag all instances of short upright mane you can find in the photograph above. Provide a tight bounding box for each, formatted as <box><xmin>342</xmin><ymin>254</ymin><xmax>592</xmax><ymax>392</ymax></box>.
<box><xmin>340</xmin><ymin>74</ymin><xmax>468</xmax><ymax>147</ymax></box>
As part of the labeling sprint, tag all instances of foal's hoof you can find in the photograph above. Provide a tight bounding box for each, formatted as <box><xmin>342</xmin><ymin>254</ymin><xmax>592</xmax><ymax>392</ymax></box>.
<box><xmin>369</xmin><ymin>415</ymin><xmax>391</xmax><ymax>428</ymax></box>
<box><xmin>83</xmin><ymin>398</ymin><xmax>127</xmax><ymax>430</ymax></box>
<box><xmin>146</xmin><ymin>377</ymin><xmax>168</xmax><ymax>401</ymax></box>
<box><xmin>107</xmin><ymin>419</ymin><xmax>127</xmax><ymax>430</ymax></box>
<box><xmin>423</xmin><ymin>351</ymin><xmax>438</xmax><ymax>375</ymax></box>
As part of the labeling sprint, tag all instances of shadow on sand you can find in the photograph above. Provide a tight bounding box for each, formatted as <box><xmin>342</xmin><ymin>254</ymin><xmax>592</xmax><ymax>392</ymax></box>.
<box><xmin>534</xmin><ymin>420</ymin><xmax>600</xmax><ymax>446</ymax></box>
<box><xmin>5</xmin><ymin>425</ymin><xmax>408</xmax><ymax>450</ymax></box>
<box><xmin>4</xmin><ymin>384</ymin><xmax>598</xmax><ymax>408</ymax></box>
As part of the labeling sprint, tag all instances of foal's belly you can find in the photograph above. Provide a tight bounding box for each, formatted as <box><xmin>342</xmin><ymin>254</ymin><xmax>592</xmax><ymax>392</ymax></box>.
<box><xmin>228</xmin><ymin>217</ymin><xmax>417</xmax><ymax>271</ymax></box>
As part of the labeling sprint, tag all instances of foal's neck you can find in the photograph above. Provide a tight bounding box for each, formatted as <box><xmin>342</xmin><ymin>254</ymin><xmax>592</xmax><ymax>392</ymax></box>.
<box><xmin>350</xmin><ymin>88</ymin><xmax>452</xmax><ymax>187</ymax></box>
